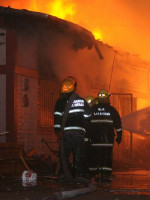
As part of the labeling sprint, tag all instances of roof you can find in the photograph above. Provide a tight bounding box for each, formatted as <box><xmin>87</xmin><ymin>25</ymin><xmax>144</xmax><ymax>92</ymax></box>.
<box><xmin>0</xmin><ymin>7</ymin><xmax>92</xmax><ymax>48</ymax></box>
<box><xmin>0</xmin><ymin>6</ymin><xmax>103</xmax><ymax>58</ymax></box>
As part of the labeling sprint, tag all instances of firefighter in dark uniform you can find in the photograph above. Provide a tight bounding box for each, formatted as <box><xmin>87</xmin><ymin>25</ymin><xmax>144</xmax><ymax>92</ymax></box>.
<box><xmin>85</xmin><ymin>95</ymin><xmax>95</xmax><ymax>107</ymax></box>
<box><xmin>84</xmin><ymin>95</ymin><xmax>94</xmax><ymax>169</ymax></box>
<box><xmin>54</xmin><ymin>76</ymin><xmax>91</xmax><ymax>178</ymax></box>
<box><xmin>89</xmin><ymin>89</ymin><xmax>122</xmax><ymax>182</ymax></box>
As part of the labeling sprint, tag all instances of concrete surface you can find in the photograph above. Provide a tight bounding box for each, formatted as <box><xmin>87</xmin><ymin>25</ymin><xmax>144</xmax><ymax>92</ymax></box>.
<box><xmin>1</xmin><ymin>170</ymin><xmax>150</xmax><ymax>200</ymax></box>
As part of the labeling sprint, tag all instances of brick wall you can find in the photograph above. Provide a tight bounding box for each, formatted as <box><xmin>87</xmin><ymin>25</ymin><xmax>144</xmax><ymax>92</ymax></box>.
<box><xmin>15</xmin><ymin>70</ymin><xmax>59</xmax><ymax>157</ymax></box>
<box><xmin>16</xmin><ymin>74</ymin><xmax>39</xmax><ymax>154</ymax></box>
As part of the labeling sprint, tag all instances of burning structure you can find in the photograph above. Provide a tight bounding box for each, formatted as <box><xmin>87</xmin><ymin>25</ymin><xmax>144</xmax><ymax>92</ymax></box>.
<box><xmin>0</xmin><ymin>6</ymin><xmax>99</xmax><ymax>145</ymax></box>
<box><xmin>0</xmin><ymin>6</ymin><xmax>150</xmax><ymax>173</ymax></box>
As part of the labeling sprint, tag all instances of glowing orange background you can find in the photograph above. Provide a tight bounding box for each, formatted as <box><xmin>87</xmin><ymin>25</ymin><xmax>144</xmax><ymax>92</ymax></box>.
<box><xmin>1</xmin><ymin>0</ymin><xmax>150</xmax><ymax>62</ymax></box>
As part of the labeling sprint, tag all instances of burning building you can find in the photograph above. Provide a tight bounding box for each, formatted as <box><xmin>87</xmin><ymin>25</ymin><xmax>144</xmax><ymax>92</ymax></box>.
<box><xmin>0</xmin><ymin>6</ymin><xmax>104</xmax><ymax>164</ymax></box>
<box><xmin>0</xmin><ymin>6</ymin><xmax>150</xmax><ymax>172</ymax></box>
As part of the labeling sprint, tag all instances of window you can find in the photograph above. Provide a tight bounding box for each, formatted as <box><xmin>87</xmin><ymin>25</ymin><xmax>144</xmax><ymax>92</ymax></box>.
<box><xmin>40</xmin><ymin>79</ymin><xmax>59</xmax><ymax>128</ymax></box>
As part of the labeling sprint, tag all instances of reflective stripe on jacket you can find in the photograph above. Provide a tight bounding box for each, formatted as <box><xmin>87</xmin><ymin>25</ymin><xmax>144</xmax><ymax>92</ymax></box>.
<box><xmin>54</xmin><ymin>92</ymin><xmax>91</xmax><ymax>133</ymax></box>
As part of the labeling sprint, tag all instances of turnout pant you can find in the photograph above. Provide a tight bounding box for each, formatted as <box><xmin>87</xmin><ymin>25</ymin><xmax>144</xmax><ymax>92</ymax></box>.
<box><xmin>89</xmin><ymin>145</ymin><xmax>113</xmax><ymax>176</ymax></box>
<box><xmin>62</xmin><ymin>130</ymin><xmax>88</xmax><ymax>176</ymax></box>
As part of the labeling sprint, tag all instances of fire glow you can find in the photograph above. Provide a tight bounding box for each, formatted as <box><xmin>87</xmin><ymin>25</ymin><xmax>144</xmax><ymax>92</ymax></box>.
<box><xmin>2</xmin><ymin>0</ymin><xmax>150</xmax><ymax>61</ymax></box>
<box><xmin>1</xmin><ymin>0</ymin><xmax>102</xmax><ymax>41</ymax></box>
<box><xmin>50</xmin><ymin>0</ymin><xmax>75</xmax><ymax>20</ymax></box>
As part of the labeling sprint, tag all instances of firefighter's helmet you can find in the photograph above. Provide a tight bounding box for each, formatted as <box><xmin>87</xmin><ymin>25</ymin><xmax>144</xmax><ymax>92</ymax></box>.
<box><xmin>93</xmin><ymin>98</ymin><xmax>99</xmax><ymax>105</ymax></box>
<box><xmin>85</xmin><ymin>95</ymin><xmax>94</xmax><ymax>104</ymax></box>
<box><xmin>98</xmin><ymin>89</ymin><xmax>110</xmax><ymax>99</ymax></box>
<box><xmin>60</xmin><ymin>76</ymin><xmax>77</xmax><ymax>93</ymax></box>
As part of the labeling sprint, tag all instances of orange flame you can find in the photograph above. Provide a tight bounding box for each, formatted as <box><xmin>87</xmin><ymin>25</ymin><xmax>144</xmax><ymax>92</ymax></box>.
<box><xmin>5</xmin><ymin>0</ymin><xmax>76</xmax><ymax>20</ymax></box>
<box><xmin>50</xmin><ymin>0</ymin><xmax>76</xmax><ymax>20</ymax></box>
<box><xmin>2</xmin><ymin>0</ymin><xmax>102</xmax><ymax>41</ymax></box>
<box><xmin>92</xmin><ymin>30</ymin><xmax>103</xmax><ymax>41</ymax></box>
<box><xmin>2</xmin><ymin>0</ymin><xmax>150</xmax><ymax>61</ymax></box>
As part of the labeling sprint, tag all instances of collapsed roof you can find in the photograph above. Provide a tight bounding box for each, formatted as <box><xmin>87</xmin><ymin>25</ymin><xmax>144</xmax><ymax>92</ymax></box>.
<box><xmin>0</xmin><ymin>6</ymin><xmax>103</xmax><ymax>59</ymax></box>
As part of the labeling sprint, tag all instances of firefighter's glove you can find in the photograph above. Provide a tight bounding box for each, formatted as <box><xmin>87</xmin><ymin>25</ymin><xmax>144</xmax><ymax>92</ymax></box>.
<box><xmin>116</xmin><ymin>133</ymin><xmax>122</xmax><ymax>144</ymax></box>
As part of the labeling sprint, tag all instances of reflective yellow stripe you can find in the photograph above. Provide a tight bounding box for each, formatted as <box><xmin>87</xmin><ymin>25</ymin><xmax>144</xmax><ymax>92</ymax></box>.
<box><xmin>91</xmin><ymin>144</ymin><xmax>113</xmax><ymax>147</ymax></box>
<box><xmin>54</xmin><ymin>124</ymin><xmax>61</xmax><ymax>128</ymax></box>
<box><xmin>64</xmin><ymin>126</ymin><xmax>85</xmax><ymax>132</ymax></box>
<box><xmin>91</xmin><ymin>119</ymin><xmax>113</xmax><ymax>123</ymax></box>
<box><xmin>69</xmin><ymin>109</ymin><xmax>84</xmax><ymax>113</ymax></box>
<box><xmin>116</xmin><ymin>128</ymin><xmax>122</xmax><ymax>131</ymax></box>
<box><xmin>54</xmin><ymin>111</ymin><xmax>63</xmax><ymax>116</ymax></box>
<box><xmin>101</xmin><ymin>167</ymin><xmax>112</xmax><ymax>171</ymax></box>
<box><xmin>84</xmin><ymin>114</ymin><xmax>91</xmax><ymax>118</ymax></box>
<box><xmin>89</xmin><ymin>168</ymin><xmax>98</xmax><ymax>171</ymax></box>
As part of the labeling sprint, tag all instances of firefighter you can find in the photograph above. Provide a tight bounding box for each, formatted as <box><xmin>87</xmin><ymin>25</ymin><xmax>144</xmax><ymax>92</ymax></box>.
<box><xmin>54</xmin><ymin>76</ymin><xmax>91</xmax><ymax>180</ymax></box>
<box><xmin>89</xmin><ymin>89</ymin><xmax>122</xmax><ymax>182</ymax></box>
<box><xmin>84</xmin><ymin>95</ymin><xmax>95</xmax><ymax>169</ymax></box>
<box><xmin>85</xmin><ymin>95</ymin><xmax>94</xmax><ymax>107</ymax></box>
<box><xmin>84</xmin><ymin>95</ymin><xmax>94</xmax><ymax>142</ymax></box>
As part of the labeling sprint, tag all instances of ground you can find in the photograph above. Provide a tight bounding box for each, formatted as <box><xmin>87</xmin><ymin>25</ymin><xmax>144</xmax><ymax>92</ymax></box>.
<box><xmin>1</xmin><ymin>170</ymin><xmax>150</xmax><ymax>200</ymax></box>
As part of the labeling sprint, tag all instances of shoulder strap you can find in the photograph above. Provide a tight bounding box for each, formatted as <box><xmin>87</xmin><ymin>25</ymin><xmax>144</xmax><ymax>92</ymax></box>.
<box><xmin>61</xmin><ymin>92</ymin><xmax>78</xmax><ymax>131</ymax></box>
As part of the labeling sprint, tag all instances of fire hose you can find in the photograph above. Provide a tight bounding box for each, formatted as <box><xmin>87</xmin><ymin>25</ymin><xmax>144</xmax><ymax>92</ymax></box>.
<box><xmin>59</xmin><ymin>93</ymin><xmax>97</xmax><ymax>199</ymax></box>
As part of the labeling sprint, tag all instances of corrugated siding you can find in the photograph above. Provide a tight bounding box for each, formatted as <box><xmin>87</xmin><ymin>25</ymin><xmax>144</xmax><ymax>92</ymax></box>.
<box><xmin>0</xmin><ymin>74</ymin><xmax>6</xmax><ymax>142</ymax></box>
<box><xmin>40</xmin><ymin>79</ymin><xmax>59</xmax><ymax>127</ymax></box>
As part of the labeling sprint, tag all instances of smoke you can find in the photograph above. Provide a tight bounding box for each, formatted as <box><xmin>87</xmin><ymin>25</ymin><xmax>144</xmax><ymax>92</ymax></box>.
<box><xmin>1</xmin><ymin>1</ymin><xmax>150</xmax><ymax>97</ymax></box>
<box><xmin>121</xmin><ymin>107</ymin><xmax>150</xmax><ymax>135</ymax></box>
<box><xmin>119</xmin><ymin>107</ymin><xmax>150</xmax><ymax>170</ymax></box>
<box><xmin>3</xmin><ymin>3</ymin><xmax>109</xmax><ymax>98</ymax></box>
<box><xmin>72</xmin><ymin>0</ymin><xmax>150</xmax><ymax>62</ymax></box>
<box><xmin>36</xmin><ymin>30</ymin><xmax>103</xmax><ymax>97</ymax></box>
